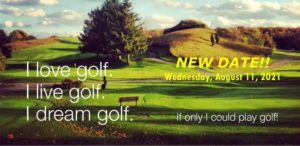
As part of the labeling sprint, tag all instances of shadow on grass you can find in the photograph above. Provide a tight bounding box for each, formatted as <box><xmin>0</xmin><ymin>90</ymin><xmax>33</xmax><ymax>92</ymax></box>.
<box><xmin>104</xmin><ymin>80</ymin><xmax>300</xmax><ymax>99</ymax></box>
<box><xmin>48</xmin><ymin>54</ymin><xmax>127</xmax><ymax>69</ymax></box>
<box><xmin>106</xmin><ymin>85</ymin><xmax>225</xmax><ymax>97</ymax></box>
<box><xmin>272</xmin><ymin>52</ymin><xmax>300</xmax><ymax>60</ymax></box>
<box><xmin>58</xmin><ymin>39</ymin><xmax>81</xmax><ymax>45</ymax></box>
<box><xmin>234</xmin><ymin>76</ymin><xmax>300</xmax><ymax>87</ymax></box>
<box><xmin>0</xmin><ymin>75</ymin><xmax>61</xmax><ymax>83</ymax></box>
<box><xmin>1</xmin><ymin>106</ymin><xmax>300</xmax><ymax>145</ymax></box>
<box><xmin>221</xmin><ymin>41</ymin><xmax>271</xmax><ymax>56</ymax></box>
<box><xmin>276</xmin><ymin>69</ymin><xmax>300</xmax><ymax>72</ymax></box>
<box><xmin>1</xmin><ymin>133</ymin><xmax>300</xmax><ymax>145</ymax></box>
<box><xmin>5</xmin><ymin>63</ymin><xmax>36</xmax><ymax>70</ymax></box>
<box><xmin>1</xmin><ymin>75</ymin><xmax>299</xmax><ymax>100</ymax></box>
<box><xmin>49</xmin><ymin>48</ymin><xmax>79</xmax><ymax>52</ymax></box>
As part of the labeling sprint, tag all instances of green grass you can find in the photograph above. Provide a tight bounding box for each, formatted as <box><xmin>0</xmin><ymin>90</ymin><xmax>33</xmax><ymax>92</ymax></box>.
<box><xmin>152</xmin><ymin>28</ymin><xmax>271</xmax><ymax>59</ymax></box>
<box><xmin>0</xmin><ymin>37</ymin><xmax>299</xmax><ymax>144</ymax></box>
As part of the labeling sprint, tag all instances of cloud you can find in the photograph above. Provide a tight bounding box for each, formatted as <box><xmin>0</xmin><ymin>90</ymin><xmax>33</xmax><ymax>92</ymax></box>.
<box><xmin>218</xmin><ymin>0</ymin><xmax>261</xmax><ymax>12</ymax></box>
<box><xmin>151</xmin><ymin>14</ymin><xmax>176</xmax><ymax>28</ymax></box>
<box><xmin>211</xmin><ymin>17</ymin><xmax>234</xmax><ymax>28</ymax></box>
<box><xmin>210</xmin><ymin>16</ymin><xmax>300</xmax><ymax>28</ymax></box>
<box><xmin>0</xmin><ymin>7</ymin><xmax>46</xmax><ymax>17</ymax></box>
<box><xmin>24</xmin><ymin>8</ymin><xmax>46</xmax><ymax>17</ymax></box>
<box><xmin>154</xmin><ymin>0</ymin><xmax>194</xmax><ymax>10</ymax></box>
<box><xmin>1</xmin><ymin>20</ymin><xmax>30</xmax><ymax>28</ymax></box>
<box><xmin>211</xmin><ymin>17</ymin><xmax>268</xmax><ymax>28</ymax></box>
<box><xmin>199</xmin><ymin>0</ymin><xmax>300</xmax><ymax>20</ymax></box>
<box><xmin>151</xmin><ymin>14</ymin><xmax>176</xmax><ymax>24</ymax></box>
<box><xmin>50</xmin><ymin>10</ymin><xmax>82</xmax><ymax>21</ymax></box>
<box><xmin>0</xmin><ymin>7</ymin><xmax>22</xmax><ymax>16</ymax></box>
<box><xmin>184</xmin><ymin>3</ymin><xmax>194</xmax><ymax>9</ymax></box>
<box><xmin>261</xmin><ymin>2</ymin><xmax>280</xmax><ymax>11</ymax></box>
<box><xmin>39</xmin><ymin>10</ymin><xmax>83</xmax><ymax>26</ymax></box>
<box><xmin>199</xmin><ymin>0</ymin><xmax>275</xmax><ymax>19</ymax></box>
<box><xmin>3</xmin><ymin>20</ymin><xmax>13</xmax><ymax>28</ymax></box>
<box><xmin>15</xmin><ymin>22</ymin><xmax>25</xmax><ymax>27</ymax></box>
<box><xmin>33</xmin><ymin>30</ymin><xmax>79</xmax><ymax>38</ymax></box>
<box><xmin>68</xmin><ymin>31</ymin><xmax>80</xmax><ymax>37</ymax></box>
<box><xmin>0</xmin><ymin>0</ymin><xmax>37</xmax><ymax>5</ymax></box>
<box><xmin>39</xmin><ymin>0</ymin><xmax>58</xmax><ymax>5</ymax></box>
<box><xmin>0</xmin><ymin>0</ymin><xmax>58</xmax><ymax>6</ymax></box>
<box><xmin>164</xmin><ymin>0</ymin><xmax>180</xmax><ymax>8</ymax></box>
<box><xmin>280</xmin><ymin>1</ymin><xmax>300</xmax><ymax>18</ymax></box>
<box><xmin>263</xmin><ymin>20</ymin><xmax>300</xmax><ymax>28</ymax></box>
<box><xmin>39</xmin><ymin>18</ymin><xmax>54</xmax><ymax>26</ymax></box>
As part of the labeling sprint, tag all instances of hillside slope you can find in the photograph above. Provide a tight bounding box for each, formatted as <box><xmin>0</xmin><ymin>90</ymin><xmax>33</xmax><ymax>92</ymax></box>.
<box><xmin>6</xmin><ymin>37</ymin><xmax>59</xmax><ymax>50</ymax></box>
<box><xmin>151</xmin><ymin>28</ymin><xmax>270</xmax><ymax>59</ymax></box>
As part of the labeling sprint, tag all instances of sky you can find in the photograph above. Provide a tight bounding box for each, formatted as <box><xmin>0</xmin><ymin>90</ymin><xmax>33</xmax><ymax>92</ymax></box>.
<box><xmin>0</xmin><ymin>0</ymin><xmax>300</xmax><ymax>38</ymax></box>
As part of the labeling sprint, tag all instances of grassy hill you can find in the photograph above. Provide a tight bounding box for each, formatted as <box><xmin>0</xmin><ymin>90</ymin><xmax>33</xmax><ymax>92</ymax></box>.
<box><xmin>7</xmin><ymin>37</ymin><xmax>59</xmax><ymax>50</ymax></box>
<box><xmin>151</xmin><ymin>28</ymin><xmax>271</xmax><ymax>59</ymax></box>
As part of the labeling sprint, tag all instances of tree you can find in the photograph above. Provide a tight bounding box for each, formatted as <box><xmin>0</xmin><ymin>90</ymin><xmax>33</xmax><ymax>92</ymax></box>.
<box><xmin>0</xmin><ymin>29</ymin><xmax>9</xmax><ymax>70</ymax></box>
<box><xmin>9</xmin><ymin>30</ymin><xmax>29</xmax><ymax>42</ymax></box>
<box><xmin>262</xmin><ymin>33</ymin><xmax>275</xmax><ymax>48</ymax></box>
<box><xmin>79</xmin><ymin>0</ymin><xmax>148</xmax><ymax>64</ymax></box>
<box><xmin>0</xmin><ymin>29</ymin><xmax>12</xmax><ymax>58</ymax></box>
<box><xmin>0</xmin><ymin>29</ymin><xmax>8</xmax><ymax>45</ymax></box>
<box><xmin>0</xmin><ymin>54</ymin><xmax>6</xmax><ymax>71</ymax></box>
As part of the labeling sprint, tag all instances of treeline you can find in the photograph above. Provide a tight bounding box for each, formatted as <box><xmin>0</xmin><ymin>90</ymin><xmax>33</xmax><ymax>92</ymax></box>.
<box><xmin>0</xmin><ymin>29</ymin><xmax>36</xmax><ymax>70</ymax></box>
<box><xmin>216</xmin><ymin>27</ymin><xmax>300</xmax><ymax>51</ymax></box>
<box><xmin>261</xmin><ymin>27</ymin><xmax>300</xmax><ymax>51</ymax></box>
<box><xmin>0</xmin><ymin>29</ymin><xmax>11</xmax><ymax>70</ymax></box>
